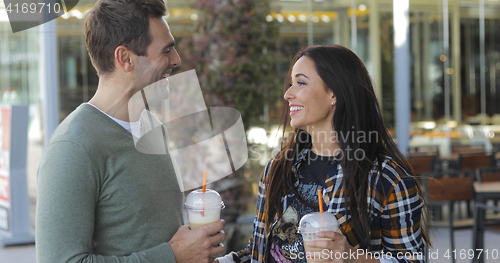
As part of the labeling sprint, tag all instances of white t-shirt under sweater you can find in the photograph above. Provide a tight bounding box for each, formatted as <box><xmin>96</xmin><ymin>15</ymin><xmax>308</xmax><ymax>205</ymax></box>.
<box><xmin>87</xmin><ymin>102</ymin><xmax>142</xmax><ymax>138</ymax></box>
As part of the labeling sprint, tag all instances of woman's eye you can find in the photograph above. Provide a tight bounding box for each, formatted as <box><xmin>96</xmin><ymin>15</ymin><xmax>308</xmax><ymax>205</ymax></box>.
<box><xmin>298</xmin><ymin>81</ymin><xmax>306</xmax><ymax>86</ymax></box>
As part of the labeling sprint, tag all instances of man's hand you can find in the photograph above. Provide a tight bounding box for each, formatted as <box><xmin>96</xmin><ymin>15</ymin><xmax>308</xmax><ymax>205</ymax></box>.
<box><xmin>169</xmin><ymin>220</ymin><xmax>226</xmax><ymax>263</ymax></box>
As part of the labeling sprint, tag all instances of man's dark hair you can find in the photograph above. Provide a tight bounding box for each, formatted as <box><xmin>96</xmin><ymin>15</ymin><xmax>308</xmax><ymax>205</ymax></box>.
<box><xmin>84</xmin><ymin>0</ymin><xmax>166</xmax><ymax>75</ymax></box>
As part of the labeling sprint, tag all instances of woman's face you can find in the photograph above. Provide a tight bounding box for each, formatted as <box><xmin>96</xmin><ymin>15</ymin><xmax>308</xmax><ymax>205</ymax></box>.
<box><xmin>284</xmin><ymin>56</ymin><xmax>336</xmax><ymax>134</ymax></box>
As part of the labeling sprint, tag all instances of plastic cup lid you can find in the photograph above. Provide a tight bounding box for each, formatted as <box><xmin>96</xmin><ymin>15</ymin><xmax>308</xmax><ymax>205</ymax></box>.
<box><xmin>297</xmin><ymin>212</ymin><xmax>339</xmax><ymax>233</ymax></box>
<box><xmin>184</xmin><ymin>189</ymin><xmax>225</xmax><ymax>210</ymax></box>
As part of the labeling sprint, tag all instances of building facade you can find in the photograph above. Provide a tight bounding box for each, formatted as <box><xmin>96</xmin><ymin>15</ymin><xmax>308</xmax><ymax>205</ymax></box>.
<box><xmin>0</xmin><ymin>0</ymin><xmax>499</xmax><ymax>145</ymax></box>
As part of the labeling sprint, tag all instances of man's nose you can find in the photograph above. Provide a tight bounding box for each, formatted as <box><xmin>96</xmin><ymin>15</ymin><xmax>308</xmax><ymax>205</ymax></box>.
<box><xmin>171</xmin><ymin>49</ymin><xmax>181</xmax><ymax>68</ymax></box>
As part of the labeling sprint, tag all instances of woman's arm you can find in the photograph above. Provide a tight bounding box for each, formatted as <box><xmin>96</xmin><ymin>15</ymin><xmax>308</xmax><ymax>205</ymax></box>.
<box><xmin>377</xmin><ymin>164</ymin><xmax>426</xmax><ymax>263</ymax></box>
<box><xmin>216</xmin><ymin>161</ymin><xmax>273</xmax><ymax>263</ymax></box>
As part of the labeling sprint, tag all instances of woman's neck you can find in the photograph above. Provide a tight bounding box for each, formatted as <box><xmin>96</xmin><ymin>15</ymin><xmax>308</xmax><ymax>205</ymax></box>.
<box><xmin>309</xmin><ymin>131</ymin><xmax>341</xmax><ymax>157</ymax></box>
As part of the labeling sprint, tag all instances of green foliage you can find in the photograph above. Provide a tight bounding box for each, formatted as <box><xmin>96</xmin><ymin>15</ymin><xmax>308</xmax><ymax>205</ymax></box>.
<box><xmin>179</xmin><ymin>0</ymin><xmax>283</xmax><ymax>129</ymax></box>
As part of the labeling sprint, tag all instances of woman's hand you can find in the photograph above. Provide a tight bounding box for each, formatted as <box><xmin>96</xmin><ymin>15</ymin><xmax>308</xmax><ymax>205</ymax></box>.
<box><xmin>305</xmin><ymin>231</ymin><xmax>356</xmax><ymax>263</ymax></box>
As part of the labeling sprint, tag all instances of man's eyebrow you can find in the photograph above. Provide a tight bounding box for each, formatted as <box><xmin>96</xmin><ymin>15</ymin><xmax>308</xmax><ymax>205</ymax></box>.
<box><xmin>162</xmin><ymin>41</ymin><xmax>176</xmax><ymax>52</ymax></box>
<box><xmin>294</xmin><ymin>73</ymin><xmax>309</xmax><ymax>79</ymax></box>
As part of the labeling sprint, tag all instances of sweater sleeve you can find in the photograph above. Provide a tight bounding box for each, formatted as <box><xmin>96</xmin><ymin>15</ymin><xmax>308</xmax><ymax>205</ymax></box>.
<box><xmin>215</xmin><ymin>234</ymin><xmax>255</xmax><ymax>263</ymax></box>
<box><xmin>217</xmin><ymin>205</ymin><xmax>259</xmax><ymax>262</ymax></box>
<box><xmin>218</xmin><ymin>161</ymin><xmax>272</xmax><ymax>263</ymax></box>
<box><xmin>35</xmin><ymin>141</ymin><xmax>176</xmax><ymax>263</ymax></box>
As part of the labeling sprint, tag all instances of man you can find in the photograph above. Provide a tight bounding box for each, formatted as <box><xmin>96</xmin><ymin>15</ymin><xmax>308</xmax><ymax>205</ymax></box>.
<box><xmin>35</xmin><ymin>0</ymin><xmax>225</xmax><ymax>262</ymax></box>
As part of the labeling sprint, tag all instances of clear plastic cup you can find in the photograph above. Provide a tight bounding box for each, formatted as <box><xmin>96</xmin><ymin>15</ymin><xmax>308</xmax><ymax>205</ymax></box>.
<box><xmin>298</xmin><ymin>212</ymin><xmax>340</xmax><ymax>262</ymax></box>
<box><xmin>185</xmin><ymin>189</ymin><xmax>225</xmax><ymax>229</ymax></box>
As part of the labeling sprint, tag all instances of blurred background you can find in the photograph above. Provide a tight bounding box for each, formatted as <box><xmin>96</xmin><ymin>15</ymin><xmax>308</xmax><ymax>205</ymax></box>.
<box><xmin>1</xmin><ymin>0</ymin><xmax>500</xmax><ymax>262</ymax></box>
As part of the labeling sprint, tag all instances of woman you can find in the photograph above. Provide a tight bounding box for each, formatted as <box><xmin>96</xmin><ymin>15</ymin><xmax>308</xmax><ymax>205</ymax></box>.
<box><xmin>217</xmin><ymin>45</ymin><xmax>430</xmax><ymax>263</ymax></box>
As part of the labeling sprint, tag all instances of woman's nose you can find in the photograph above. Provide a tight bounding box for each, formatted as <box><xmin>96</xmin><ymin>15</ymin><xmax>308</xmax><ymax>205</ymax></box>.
<box><xmin>284</xmin><ymin>85</ymin><xmax>295</xmax><ymax>101</ymax></box>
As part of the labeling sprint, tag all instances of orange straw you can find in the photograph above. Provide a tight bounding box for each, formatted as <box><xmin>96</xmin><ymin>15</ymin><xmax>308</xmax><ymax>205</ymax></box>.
<box><xmin>201</xmin><ymin>171</ymin><xmax>207</xmax><ymax>216</ymax></box>
<box><xmin>202</xmin><ymin>171</ymin><xmax>207</xmax><ymax>192</ymax></box>
<box><xmin>318</xmin><ymin>189</ymin><xmax>323</xmax><ymax>213</ymax></box>
<box><xmin>318</xmin><ymin>189</ymin><xmax>325</xmax><ymax>232</ymax></box>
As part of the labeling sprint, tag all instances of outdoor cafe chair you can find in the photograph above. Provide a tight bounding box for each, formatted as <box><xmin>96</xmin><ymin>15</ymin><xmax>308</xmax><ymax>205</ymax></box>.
<box><xmin>476</xmin><ymin>167</ymin><xmax>500</xmax><ymax>183</ymax></box>
<box><xmin>458</xmin><ymin>151</ymin><xmax>493</xmax><ymax>172</ymax></box>
<box><xmin>421</xmin><ymin>170</ymin><xmax>475</xmax><ymax>263</ymax></box>
<box><xmin>457</xmin><ymin>151</ymin><xmax>494</xmax><ymax>217</ymax></box>
<box><xmin>407</xmin><ymin>152</ymin><xmax>438</xmax><ymax>176</ymax></box>
<box><xmin>471</xmin><ymin>181</ymin><xmax>500</xmax><ymax>263</ymax></box>
<box><xmin>475</xmin><ymin>167</ymin><xmax>500</xmax><ymax>213</ymax></box>
<box><xmin>409</xmin><ymin>145</ymin><xmax>440</xmax><ymax>155</ymax></box>
<box><xmin>452</xmin><ymin>145</ymin><xmax>484</xmax><ymax>155</ymax></box>
<box><xmin>407</xmin><ymin>152</ymin><xmax>441</xmax><ymax>220</ymax></box>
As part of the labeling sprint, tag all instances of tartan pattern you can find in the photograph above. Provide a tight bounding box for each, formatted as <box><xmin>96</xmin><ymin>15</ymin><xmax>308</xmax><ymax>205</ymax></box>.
<box><xmin>230</xmin><ymin>148</ymin><xmax>425</xmax><ymax>263</ymax></box>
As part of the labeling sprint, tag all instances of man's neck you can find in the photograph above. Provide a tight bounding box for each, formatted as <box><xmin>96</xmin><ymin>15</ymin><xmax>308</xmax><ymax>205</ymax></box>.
<box><xmin>88</xmin><ymin>76</ymin><xmax>144</xmax><ymax>122</ymax></box>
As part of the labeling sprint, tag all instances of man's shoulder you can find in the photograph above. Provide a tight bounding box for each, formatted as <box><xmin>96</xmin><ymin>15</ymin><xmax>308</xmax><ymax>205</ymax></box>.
<box><xmin>48</xmin><ymin>104</ymin><xmax>110</xmax><ymax>145</ymax></box>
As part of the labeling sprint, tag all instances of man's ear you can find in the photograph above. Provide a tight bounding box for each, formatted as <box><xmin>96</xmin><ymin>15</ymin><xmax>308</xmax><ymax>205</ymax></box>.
<box><xmin>114</xmin><ymin>46</ymin><xmax>134</xmax><ymax>72</ymax></box>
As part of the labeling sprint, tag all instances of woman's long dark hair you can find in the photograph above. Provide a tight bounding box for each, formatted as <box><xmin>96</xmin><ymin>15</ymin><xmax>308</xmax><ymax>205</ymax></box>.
<box><xmin>264</xmin><ymin>45</ymin><xmax>431</xmax><ymax>249</ymax></box>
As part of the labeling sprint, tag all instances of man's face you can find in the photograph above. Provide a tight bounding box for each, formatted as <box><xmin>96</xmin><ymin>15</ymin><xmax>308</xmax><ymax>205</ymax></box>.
<box><xmin>134</xmin><ymin>17</ymin><xmax>181</xmax><ymax>96</ymax></box>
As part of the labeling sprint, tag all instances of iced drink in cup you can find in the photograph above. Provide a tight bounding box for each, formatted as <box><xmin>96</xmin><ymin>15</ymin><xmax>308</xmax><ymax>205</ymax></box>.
<box><xmin>185</xmin><ymin>189</ymin><xmax>225</xmax><ymax>229</ymax></box>
<box><xmin>298</xmin><ymin>212</ymin><xmax>340</xmax><ymax>262</ymax></box>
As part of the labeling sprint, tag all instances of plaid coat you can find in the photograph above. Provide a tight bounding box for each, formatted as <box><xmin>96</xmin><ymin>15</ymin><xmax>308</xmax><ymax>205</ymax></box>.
<box><xmin>225</xmin><ymin>148</ymin><xmax>425</xmax><ymax>263</ymax></box>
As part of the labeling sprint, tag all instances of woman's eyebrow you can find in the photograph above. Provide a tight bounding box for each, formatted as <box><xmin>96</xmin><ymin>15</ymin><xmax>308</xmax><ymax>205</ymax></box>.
<box><xmin>294</xmin><ymin>73</ymin><xmax>309</xmax><ymax>79</ymax></box>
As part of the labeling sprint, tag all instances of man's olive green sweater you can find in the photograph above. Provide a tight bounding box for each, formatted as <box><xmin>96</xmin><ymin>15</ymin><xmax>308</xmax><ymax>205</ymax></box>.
<box><xmin>36</xmin><ymin>104</ymin><xmax>183</xmax><ymax>262</ymax></box>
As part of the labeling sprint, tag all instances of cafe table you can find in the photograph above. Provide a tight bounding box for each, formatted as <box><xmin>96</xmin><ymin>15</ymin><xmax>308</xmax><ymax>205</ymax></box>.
<box><xmin>472</xmin><ymin>181</ymin><xmax>500</xmax><ymax>263</ymax></box>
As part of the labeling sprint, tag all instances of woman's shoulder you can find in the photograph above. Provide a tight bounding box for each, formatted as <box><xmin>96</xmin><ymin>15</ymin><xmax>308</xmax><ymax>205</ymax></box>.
<box><xmin>371</xmin><ymin>156</ymin><xmax>417</xmax><ymax>196</ymax></box>
<box><xmin>258</xmin><ymin>159</ymin><xmax>275</xmax><ymax>184</ymax></box>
